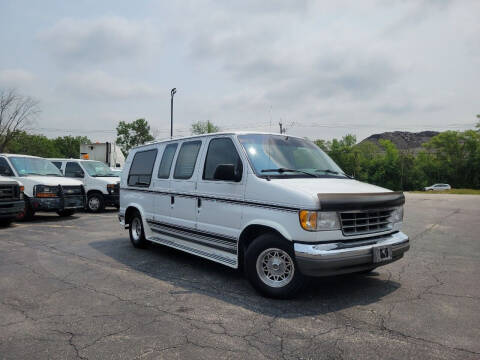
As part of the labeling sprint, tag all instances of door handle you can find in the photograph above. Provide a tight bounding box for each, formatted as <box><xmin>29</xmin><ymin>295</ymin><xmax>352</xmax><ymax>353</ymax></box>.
<box><xmin>197</xmin><ymin>197</ymin><xmax>202</xmax><ymax>209</ymax></box>
<box><xmin>170</xmin><ymin>196</ymin><xmax>175</xmax><ymax>206</ymax></box>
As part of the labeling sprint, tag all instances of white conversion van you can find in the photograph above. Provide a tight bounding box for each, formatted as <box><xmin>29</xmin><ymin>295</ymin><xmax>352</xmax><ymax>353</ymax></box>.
<box><xmin>49</xmin><ymin>159</ymin><xmax>120</xmax><ymax>212</ymax></box>
<box><xmin>119</xmin><ymin>132</ymin><xmax>409</xmax><ymax>298</ymax></box>
<box><xmin>0</xmin><ymin>154</ymin><xmax>85</xmax><ymax>220</ymax></box>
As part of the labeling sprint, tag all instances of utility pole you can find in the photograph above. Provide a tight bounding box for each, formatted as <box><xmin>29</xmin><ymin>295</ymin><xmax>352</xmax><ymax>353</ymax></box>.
<box><xmin>170</xmin><ymin>88</ymin><xmax>177</xmax><ymax>139</ymax></box>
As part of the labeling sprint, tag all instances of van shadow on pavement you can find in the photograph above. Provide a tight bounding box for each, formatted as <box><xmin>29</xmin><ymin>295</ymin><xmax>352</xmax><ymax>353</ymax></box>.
<box><xmin>90</xmin><ymin>238</ymin><xmax>401</xmax><ymax>318</ymax></box>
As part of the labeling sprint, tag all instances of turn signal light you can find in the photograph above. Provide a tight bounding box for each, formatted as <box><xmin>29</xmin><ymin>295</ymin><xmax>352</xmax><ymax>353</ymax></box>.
<box><xmin>299</xmin><ymin>210</ymin><xmax>317</xmax><ymax>231</ymax></box>
<box><xmin>36</xmin><ymin>192</ymin><xmax>57</xmax><ymax>198</ymax></box>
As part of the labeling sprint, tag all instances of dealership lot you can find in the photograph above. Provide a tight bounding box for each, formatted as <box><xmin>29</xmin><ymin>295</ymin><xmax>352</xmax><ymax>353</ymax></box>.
<box><xmin>0</xmin><ymin>193</ymin><xmax>479</xmax><ymax>359</ymax></box>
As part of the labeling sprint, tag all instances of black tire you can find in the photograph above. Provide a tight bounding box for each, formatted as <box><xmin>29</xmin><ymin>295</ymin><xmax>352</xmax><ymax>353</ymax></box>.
<box><xmin>87</xmin><ymin>193</ymin><xmax>105</xmax><ymax>213</ymax></box>
<box><xmin>57</xmin><ymin>209</ymin><xmax>75</xmax><ymax>217</ymax></box>
<box><xmin>357</xmin><ymin>268</ymin><xmax>377</xmax><ymax>275</ymax></box>
<box><xmin>16</xmin><ymin>199</ymin><xmax>35</xmax><ymax>221</ymax></box>
<box><xmin>129</xmin><ymin>211</ymin><xmax>147</xmax><ymax>248</ymax></box>
<box><xmin>0</xmin><ymin>218</ymin><xmax>14</xmax><ymax>226</ymax></box>
<box><xmin>244</xmin><ymin>233</ymin><xmax>308</xmax><ymax>299</ymax></box>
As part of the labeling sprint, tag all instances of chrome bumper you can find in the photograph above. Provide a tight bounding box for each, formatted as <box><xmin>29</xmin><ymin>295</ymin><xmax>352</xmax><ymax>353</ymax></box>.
<box><xmin>294</xmin><ymin>231</ymin><xmax>409</xmax><ymax>277</ymax></box>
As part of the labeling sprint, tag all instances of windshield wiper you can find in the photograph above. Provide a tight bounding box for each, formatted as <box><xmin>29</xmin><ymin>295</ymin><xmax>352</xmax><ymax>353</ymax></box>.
<box><xmin>46</xmin><ymin>173</ymin><xmax>61</xmax><ymax>177</ymax></box>
<box><xmin>315</xmin><ymin>169</ymin><xmax>353</xmax><ymax>178</ymax></box>
<box><xmin>261</xmin><ymin>168</ymin><xmax>317</xmax><ymax>178</ymax></box>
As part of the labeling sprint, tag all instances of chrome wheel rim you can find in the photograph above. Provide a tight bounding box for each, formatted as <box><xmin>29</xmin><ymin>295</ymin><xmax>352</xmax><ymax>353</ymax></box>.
<box><xmin>256</xmin><ymin>248</ymin><xmax>294</xmax><ymax>288</ymax></box>
<box><xmin>131</xmin><ymin>217</ymin><xmax>142</xmax><ymax>241</ymax></box>
<box><xmin>88</xmin><ymin>197</ymin><xmax>100</xmax><ymax>211</ymax></box>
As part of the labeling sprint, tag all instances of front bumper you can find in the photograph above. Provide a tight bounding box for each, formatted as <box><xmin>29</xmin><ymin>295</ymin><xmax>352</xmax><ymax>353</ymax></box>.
<box><xmin>0</xmin><ymin>200</ymin><xmax>24</xmax><ymax>218</ymax></box>
<box><xmin>30</xmin><ymin>196</ymin><xmax>85</xmax><ymax>212</ymax></box>
<box><xmin>104</xmin><ymin>194</ymin><xmax>119</xmax><ymax>207</ymax></box>
<box><xmin>294</xmin><ymin>231</ymin><xmax>409</xmax><ymax>277</ymax></box>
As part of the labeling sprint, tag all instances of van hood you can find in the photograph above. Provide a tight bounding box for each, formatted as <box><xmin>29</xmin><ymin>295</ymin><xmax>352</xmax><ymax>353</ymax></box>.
<box><xmin>270</xmin><ymin>177</ymin><xmax>391</xmax><ymax>196</ymax></box>
<box><xmin>0</xmin><ymin>176</ymin><xmax>21</xmax><ymax>185</ymax></box>
<box><xmin>20</xmin><ymin>176</ymin><xmax>84</xmax><ymax>186</ymax></box>
<box><xmin>93</xmin><ymin>176</ymin><xmax>120</xmax><ymax>185</ymax></box>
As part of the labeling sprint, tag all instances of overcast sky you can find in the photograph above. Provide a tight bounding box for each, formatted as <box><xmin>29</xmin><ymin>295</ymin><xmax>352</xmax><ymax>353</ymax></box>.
<box><xmin>0</xmin><ymin>0</ymin><xmax>478</xmax><ymax>142</ymax></box>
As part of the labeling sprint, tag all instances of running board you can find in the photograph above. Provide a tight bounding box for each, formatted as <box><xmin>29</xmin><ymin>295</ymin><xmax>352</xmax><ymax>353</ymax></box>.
<box><xmin>149</xmin><ymin>235</ymin><xmax>238</xmax><ymax>269</ymax></box>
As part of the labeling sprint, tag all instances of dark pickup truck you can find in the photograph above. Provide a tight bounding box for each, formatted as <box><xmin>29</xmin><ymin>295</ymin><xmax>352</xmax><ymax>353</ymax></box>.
<box><xmin>0</xmin><ymin>177</ymin><xmax>24</xmax><ymax>225</ymax></box>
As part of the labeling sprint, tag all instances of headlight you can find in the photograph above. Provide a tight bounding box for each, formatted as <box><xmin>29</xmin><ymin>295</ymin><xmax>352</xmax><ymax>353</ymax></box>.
<box><xmin>299</xmin><ymin>210</ymin><xmax>340</xmax><ymax>231</ymax></box>
<box><xmin>35</xmin><ymin>185</ymin><xmax>59</xmax><ymax>198</ymax></box>
<box><xmin>107</xmin><ymin>184</ymin><xmax>115</xmax><ymax>194</ymax></box>
<box><xmin>390</xmin><ymin>206</ymin><xmax>404</xmax><ymax>223</ymax></box>
<box><xmin>19</xmin><ymin>185</ymin><xmax>24</xmax><ymax>199</ymax></box>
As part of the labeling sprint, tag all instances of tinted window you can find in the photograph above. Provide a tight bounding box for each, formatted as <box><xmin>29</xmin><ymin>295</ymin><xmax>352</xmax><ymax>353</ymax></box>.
<box><xmin>128</xmin><ymin>149</ymin><xmax>158</xmax><ymax>187</ymax></box>
<box><xmin>0</xmin><ymin>158</ymin><xmax>14</xmax><ymax>176</ymax></box>
<box><xmin>203</xmin><ymin>138</ymin><xmax>243</xmax><ymax>181</ymax></box>
<box><xmin>158</xmin><ymin>143</ymin><xmax>178</xmax><ymax>179</ymax></box>
<box><xmin>65</xmin><ymin>162</ymin><xmax>84</xmax><ymax>177</ymax></box>
<box><xmin>173</xmin><ymin>141</ymin><xmax>202</xmax><ymax>179</ymax></box>
<box><xmin>52</xmin><ymin>161</ymin><xmax>62</xmax><ymax>170</ymax></box>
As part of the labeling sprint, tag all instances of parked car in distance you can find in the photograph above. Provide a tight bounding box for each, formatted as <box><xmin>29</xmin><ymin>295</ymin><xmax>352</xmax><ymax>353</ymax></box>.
<box><xmin>424</xmin><ymin>184</ymin><xmax>451</xmax><ymax>191</ymax></box>
<box><xmin>119</xmin><ymin>132</ymin><xmax>409</xmax><ymax>298</ymax></box>
<box><xmin>0</xmin><ymin>176</ymin><xmax>25</xmax><ymax>225</ymax></box>
<box><xmin>49</xmin><ymin>159</ymin><xmax>120</xmax><ymax>213</ymax></box>
<box><xmin>0</xmin><ymin>154</ymin><xmax>85</xmax><ymax>220</ymax></box>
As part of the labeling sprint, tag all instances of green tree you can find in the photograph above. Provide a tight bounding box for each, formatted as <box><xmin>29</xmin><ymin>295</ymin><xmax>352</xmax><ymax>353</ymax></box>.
<box><xmin>5</xmin><ymin>131</ymin><xmax>62</xmax><ymax>158</ymax></box>
<box><xmin>53</xmin><ymin>136</ymin><xmax>91</xmax><ymax>158</ymax></box>
<box><xmin>191</xmin><ymin>121</ymin><xmax>220</xmax><ymax>135</ymax></box>
<box><xmin>116</xmin><ymin>118</ymin><xmax>154</xmax><ymax>156</ymax></box>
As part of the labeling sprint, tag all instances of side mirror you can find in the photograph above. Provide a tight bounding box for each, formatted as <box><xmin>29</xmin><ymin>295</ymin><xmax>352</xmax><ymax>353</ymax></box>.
<box><xmin>213</xmin><ymin>164</ymin><xmax>240</xmax><ymax>182</ymax></box>
<box><xmin>74</xmin><ymin>172</ymin><xmax>84</xmax><ymax>178</ymax></box>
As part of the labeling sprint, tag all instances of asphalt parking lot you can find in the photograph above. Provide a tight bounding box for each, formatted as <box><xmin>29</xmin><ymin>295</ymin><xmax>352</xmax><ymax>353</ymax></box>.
<box><xmin>0</xmin><ymin>193</ymin><xmax>479</xmax><ymax>360</ymax></box>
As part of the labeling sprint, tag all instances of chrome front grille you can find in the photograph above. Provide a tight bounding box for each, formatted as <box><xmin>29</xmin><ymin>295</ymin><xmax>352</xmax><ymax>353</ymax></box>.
<box><xmin>0</xmin><ymin>184</ymin><xmax>18</xmax><ymax>201</ymax></box>
<box><xmin>340</xmin><ymin>209</ymin><xmax>394</xmax><ymax>236</ymax></box>
<box><xmin>61</xmin><ymin>185</ymin><xmax>84</xmax><ymax>197</ymax></box>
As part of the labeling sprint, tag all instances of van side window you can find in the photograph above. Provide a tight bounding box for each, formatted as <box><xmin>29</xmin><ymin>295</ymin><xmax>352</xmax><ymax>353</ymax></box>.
<box><xmin>0</xmin><ymin>157</ymin><xmax>14</xmax><ymax>176</ymax></box>
<box><xmin>65</xmin><ymin>162</ymin><xmax>84</xmax><ymax>178</ymax></box>
<box><xmin>51</xmin><ymin>162</ymin><xmax>62</xmax><ymax>170</ymax></box>
<box><xmin>203</xmin><ymin>138</ymin><xmax>243</xmax><ymax>181</ymax></box>
<box><xmin>157</xmin><ymin>143</ymin><xmax>178</xmax><ymax>179</ymax></box>
<box><xmin>128</xmin><ymin>149</ymin><xmax>158</xmax><ymax>187</ymax></box>
<box><xmin>173</xmin><ymin>141</ymin><xmax>202</xmax><ymax>179</ymax></box>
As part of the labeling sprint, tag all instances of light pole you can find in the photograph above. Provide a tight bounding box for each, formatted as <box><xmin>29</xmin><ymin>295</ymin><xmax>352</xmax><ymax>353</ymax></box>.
<box><xmin>170</xmin><ymin>88</ymin><xmax>177</xmax><ymax>138</ymax></box>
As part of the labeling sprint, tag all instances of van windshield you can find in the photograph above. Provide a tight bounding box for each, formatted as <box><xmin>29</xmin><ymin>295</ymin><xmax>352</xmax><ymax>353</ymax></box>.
<box><xmin>9</xmin><ymin>157</ymin><xmax>63</xmax><ymax>177</ymax></box>
<box><xmin>237</xmin><ymin>134</ymin><xmax>347</xmax><ymax>178</ymax></box>
<box><xmin>82</xmin><ymin>161</ymin><xmax>118</xmax><ymax>177</ymax></box>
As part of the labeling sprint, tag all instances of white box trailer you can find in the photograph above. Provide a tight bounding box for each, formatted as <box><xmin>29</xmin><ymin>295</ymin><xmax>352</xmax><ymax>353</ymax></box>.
<box><xmin>80</xmin><ymin>142</ymin><xmax>125</xmax><ymax>168</ymax></box>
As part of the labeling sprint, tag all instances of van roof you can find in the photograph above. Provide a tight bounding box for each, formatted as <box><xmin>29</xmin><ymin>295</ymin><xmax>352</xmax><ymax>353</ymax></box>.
<box><xmin>132</xmin><ymin>131</ymin><xmax>304</xmax><ymax>150</ymax></box>
<box><xmin>0</xmin><ymin>153</ymin><xmax>43</xmax><ymax>159</ymax></box>
<box><xmin>47</xmin><ymin>158</ymin><xmax>100</xmax><ymax>162</ymax></box>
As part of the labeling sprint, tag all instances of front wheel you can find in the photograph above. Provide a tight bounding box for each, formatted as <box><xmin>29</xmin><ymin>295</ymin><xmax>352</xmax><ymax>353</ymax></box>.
<box><xmin>57</xmin><ymin>209</ymin><xmax>75</xmax><ymax>217</ymax></box>
<box><xmin>16</xmin><ymin>199</ymin><xmax>35</xmax><ymax>221</ymax></box>
<box><xmin>0</xmin><ymin>218</ymin><xmax>13</xmax><ymax>227</ymax></box>
<box><xmin>87</xmin><ymin>193</ymin><xmax>105</xmax><ymax>213</ymax></box>
<box><xmin>129</xmin><ymin>211</ymin><xmax>147</xmax><ymax>248</ymax></box>
<box><xmin>245</xmin><ymin>233</ymin><xmax>307</xmax><ymax>299</ymax></box>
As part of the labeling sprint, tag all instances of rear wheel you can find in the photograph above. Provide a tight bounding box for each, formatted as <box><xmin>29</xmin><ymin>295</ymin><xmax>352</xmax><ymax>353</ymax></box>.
<box><xmin>87</xmin><ymin>193</ymin><xmax>105</xmax><ymax>213</ymax></box>
<box><xmin>57</xmin><ymin>209</ymin><xmax>75</xmax><ymax>217</ymax></box>
<box><xmin>245</xmin><ymin>233</ymin><xmax>307</xmax><ymax>299</ymax></box>
<box><xmin>129</xmin><ymin>211</ymin><xmax>147</xmax><ymax>248</ymax></box>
